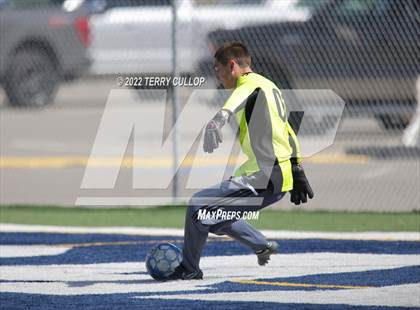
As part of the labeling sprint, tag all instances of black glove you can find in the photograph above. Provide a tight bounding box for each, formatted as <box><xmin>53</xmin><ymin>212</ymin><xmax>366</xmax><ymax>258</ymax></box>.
<box><xmin>203</xmin><ymin>110</ymin><xmax>228</xmax><ymax>153</ymax></box>
<box><xmin>290</xmin><ymin>163</ymin><xmax>314</xmax><ymax>205</ymax></box>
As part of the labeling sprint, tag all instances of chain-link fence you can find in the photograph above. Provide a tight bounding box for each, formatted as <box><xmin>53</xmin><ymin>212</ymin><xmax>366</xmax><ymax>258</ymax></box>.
<box><xmin>0</xmin><ymin>0</ymin><xmax>419</xmax><ymax>211</ymax></box>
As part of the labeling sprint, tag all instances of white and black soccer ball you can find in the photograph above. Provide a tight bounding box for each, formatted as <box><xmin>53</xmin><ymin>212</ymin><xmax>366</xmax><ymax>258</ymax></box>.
<box><xmin>145</xmin><ymin>243</ymin><xmax>182</xmax><ymax>280</ymax></box>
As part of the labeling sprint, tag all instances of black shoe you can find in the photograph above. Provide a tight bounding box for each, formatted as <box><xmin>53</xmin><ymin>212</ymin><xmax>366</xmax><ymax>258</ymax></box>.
<box><xmin>166</xmin><ymin>264</ymin><xmax>203</xmax><ymax>281</ymax></box>
<box><xmin>256</xmin><ymin>241</ymin><xmax>279</xmax><ymax>266</ymax></box>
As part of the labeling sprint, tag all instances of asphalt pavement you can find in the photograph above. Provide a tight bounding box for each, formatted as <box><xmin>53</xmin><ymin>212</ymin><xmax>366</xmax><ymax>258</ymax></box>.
<box><xmin>1</xmin><ymin>78</ymin><xmax>419</xmax><ymax>211</ymax></box>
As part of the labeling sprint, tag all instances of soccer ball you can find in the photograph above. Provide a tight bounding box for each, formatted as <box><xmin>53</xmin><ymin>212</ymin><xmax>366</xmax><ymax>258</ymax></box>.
<box><xmin>145</xmin><ymin>243</ymin><xmax>182</xmax><ymax>281</ymax></box>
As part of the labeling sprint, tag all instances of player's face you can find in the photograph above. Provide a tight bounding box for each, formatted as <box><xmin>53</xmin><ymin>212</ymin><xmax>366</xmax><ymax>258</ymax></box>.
<box><xmin>214</xmin><ymin>60</ymin><xmax>236</xmax><ymax>89</ymax></box>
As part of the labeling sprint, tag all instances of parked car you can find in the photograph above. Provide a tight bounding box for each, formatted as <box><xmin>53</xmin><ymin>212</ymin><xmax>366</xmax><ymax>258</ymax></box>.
<box><xmin>204</xmin><ymin>0</ymin><xmax>420</xmax><ymax>129</ymax></box>
<box><xmin>0</xmin><ymin>0</ymin><xmax>92</xmax><ymax>107</ymax></box>
<box><xmin>88</xmin><ymin>0</ymin><xmax>311</xmax><ymax>75</ymax></box>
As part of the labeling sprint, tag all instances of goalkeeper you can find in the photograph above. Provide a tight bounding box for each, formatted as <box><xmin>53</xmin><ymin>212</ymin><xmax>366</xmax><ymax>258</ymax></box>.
<box><xmin>168</xmin><ymin>42</ymin><xmax>313</xmax><ymax>280</ymax></box>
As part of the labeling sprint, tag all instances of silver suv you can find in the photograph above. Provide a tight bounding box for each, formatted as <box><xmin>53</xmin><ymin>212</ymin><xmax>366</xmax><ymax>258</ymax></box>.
<box><xmin>0</xmin><ymin>0</ymin><xmax>92</xmax><ymax>107</ymax></box>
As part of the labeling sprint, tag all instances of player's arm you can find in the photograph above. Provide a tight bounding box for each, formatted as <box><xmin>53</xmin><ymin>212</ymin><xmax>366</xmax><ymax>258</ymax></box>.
<box><xmin>222</xmin><ymin>84</ymin><xmax>254</xmax><ymax>114</ymax></box>
<box><xmin>287</xmin><ymin>120</ymin><xmax>314</xmax><ymax>205</ymax></box>
<box><xmin>203</xmin><ymin>85</ymin><xmax>253</xmax><ymax>153</ymax></box>
<box><xmin>287</xmin><ymin>121</ymin><xmax>301</xmax><ymax>165</ymax></box>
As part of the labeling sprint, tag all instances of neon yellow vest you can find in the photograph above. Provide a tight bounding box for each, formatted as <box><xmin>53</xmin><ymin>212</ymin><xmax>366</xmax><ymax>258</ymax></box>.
<box><xmin>222</xmin><ymin>72</ymin><xmax>301</xmax><ymax>192</ymax></box>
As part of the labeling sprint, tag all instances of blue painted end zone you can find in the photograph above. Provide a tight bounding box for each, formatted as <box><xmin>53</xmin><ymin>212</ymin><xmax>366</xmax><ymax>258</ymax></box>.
<box><xmin>1</xmin><ymin>232</ymin><xmax>419</xmax><ymax>309</ymax></box>
<box><xmin>0</xmin><ymin>293</ymin><xmax>412</xmax><ymax>310</ymax></box>
<box><xmin>0</xmin><ymin>232</ymin><xmax>419</xmax><ymax>266</ymax></box>
<box><xmin>208</xmin><ymin>265</ymin><xmax>420</xmax><ymax>292</ymax></box>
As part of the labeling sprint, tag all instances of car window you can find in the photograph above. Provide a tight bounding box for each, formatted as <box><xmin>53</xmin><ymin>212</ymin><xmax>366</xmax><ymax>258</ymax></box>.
<box><xmin>333</xmin><ymin>0</ymin><xmax>387</xmax><ymax>17</ymax></box>
<box><xmin>296</xmin><ymin>0</ymin><xmax>329</xmax><ymax>12</ymax></box>
<box><xmin>105</xmin><ymin>0</ymin><xmax>170</xmax><ymax>8</ymax></box>
<box><xmin>193</xmin><ymin>0</ymin><xmax>265</xmax><ymax>6</ymax></box>
<box><xmin>9</xmin><ymin>0</ymin><xmax>65</xmax><ymax>8</ymax></box>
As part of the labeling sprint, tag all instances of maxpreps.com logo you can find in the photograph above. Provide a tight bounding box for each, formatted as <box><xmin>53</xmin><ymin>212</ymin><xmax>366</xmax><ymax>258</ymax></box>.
<box><xmin>196</xmin><ymin>209</ymin><xmax>259</xmax><ymax>221</ymax></box>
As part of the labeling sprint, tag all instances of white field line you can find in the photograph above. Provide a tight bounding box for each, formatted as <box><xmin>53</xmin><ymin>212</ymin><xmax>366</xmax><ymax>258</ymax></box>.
<box><xmin>1</xmin><ymin>223</ymin><xmax>419</xmax><ymax>241</ymax></box>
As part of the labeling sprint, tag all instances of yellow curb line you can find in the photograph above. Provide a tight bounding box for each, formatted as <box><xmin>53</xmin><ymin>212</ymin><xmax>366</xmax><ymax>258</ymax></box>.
<box><xmin>231</xmin><ymin>279</ymin><xmax>374</xmax><ymax>290</ymax></box>
<box><xmin>0</xmin><ymin>154</ymin><xmax>368</xmax><ymax>168</ymax></box>
<box><xmin>19</xmin><ymin>238</ymin><xmax>232</xmax><ymax>249</ymax></box>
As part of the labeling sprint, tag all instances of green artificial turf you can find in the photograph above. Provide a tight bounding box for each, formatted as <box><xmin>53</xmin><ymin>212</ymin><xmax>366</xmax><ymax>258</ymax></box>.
<box><xmin>1</xmin><ymin>205</ymin><xmax>419</xmax><ymax>232</ymax></box>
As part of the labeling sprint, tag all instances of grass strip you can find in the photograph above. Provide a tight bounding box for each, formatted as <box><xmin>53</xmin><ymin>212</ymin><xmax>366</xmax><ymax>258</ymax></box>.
<box><xmin>1</xmin><ymin>205</ymin><xmax>419</xmax><ymax>232</ymax></box>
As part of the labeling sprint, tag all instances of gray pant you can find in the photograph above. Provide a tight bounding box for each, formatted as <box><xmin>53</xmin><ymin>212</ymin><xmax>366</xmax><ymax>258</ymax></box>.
<box><xmin>181</xmin><ymin>175</ymin><xmax>286</xmax><ymax>273</ymax></box>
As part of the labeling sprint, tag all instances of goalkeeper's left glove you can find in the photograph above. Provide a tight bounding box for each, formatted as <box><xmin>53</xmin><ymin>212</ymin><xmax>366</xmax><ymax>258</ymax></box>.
<box><xmin>290</xmin><ymin>163</ymin><xmax>314</xmax><ymax>205</ymax></box>
<box><xmin>203</xmin><ymin>110</ymin><xmax>229</xmax><ymax>153</ymax></box>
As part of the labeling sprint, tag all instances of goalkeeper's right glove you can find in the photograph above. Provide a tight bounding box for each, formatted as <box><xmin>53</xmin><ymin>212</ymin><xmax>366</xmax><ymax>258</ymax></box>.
<box><xmin>203</xmin><ymin>110</ymin><xmax>229</xmax><ymax>153</ymax></box>
<box><xmin>290</xmin><ymin>163</ymin><xmax>314</xmax><ymax>205</ymax></box>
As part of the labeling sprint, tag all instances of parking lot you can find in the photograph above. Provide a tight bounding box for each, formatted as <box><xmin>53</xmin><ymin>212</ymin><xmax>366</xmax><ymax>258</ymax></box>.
<box><xmin>1</xmin><ymin>77</ymin><xmax>418</xmax><ymax>211</ymax></box>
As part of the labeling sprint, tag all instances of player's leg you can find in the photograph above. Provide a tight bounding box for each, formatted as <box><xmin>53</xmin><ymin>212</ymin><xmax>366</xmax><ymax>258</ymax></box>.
<box><xmin>172</xmin><ymin>177</ymin><xmax>283</xmax><ymax>279</ymax></box>
<box><xmin>210</xmin><ymin>190</ymin><xmax>285</xmax><ymax>265</ymax></box>
<box><xmin>212</xmin><ymin>219</ymin><xmax>268</xmax><ymax>251</ymax></box>
<box><xmin>188</xmin><ymin>179</ymin><xmax>285</xmax><ymax>265</ymax></box>
<box><xmin>180</xmin><ymin>203</ymin><xmax>209</xmax><ymax>274</ymax></box>
<box><xmin>176</xmin><ymin>185</ymin><xmax>226</xmax><ymax>277</ymax></box>
<box><xmin>177</xmin><ymin>181</ymin><xmax>256</xmax><ymax>277</ymax></box>
<box><xmin>167</xmin><ymin>205</ymin><xmax>209</xmax><ymax>279</ymax></box>
<box><xmin>212</xmin><ymin>219</ymin><xmax>280</xmax><ymax>266</ymax></box>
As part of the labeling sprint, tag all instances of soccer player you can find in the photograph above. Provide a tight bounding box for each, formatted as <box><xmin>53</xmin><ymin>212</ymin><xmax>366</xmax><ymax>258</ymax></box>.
<box><xmin>168</xmin><ymin>42</ymin><xmax>313</xmax><ymax>280</ymax></box>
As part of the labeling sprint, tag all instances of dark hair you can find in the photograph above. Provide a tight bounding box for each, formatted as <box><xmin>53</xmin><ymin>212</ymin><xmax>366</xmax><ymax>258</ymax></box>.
<box><xmin>214</xmin><ymin>42</ymin><xmax>251</xmax><ymax>68</ymax></box>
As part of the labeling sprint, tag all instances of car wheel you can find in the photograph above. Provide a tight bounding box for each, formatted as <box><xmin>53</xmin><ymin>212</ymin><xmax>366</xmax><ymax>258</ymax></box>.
<box><xmin>5</xmin><ymin>48</ymin><xmax>60</xmax><ymax>107</ymax></box>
